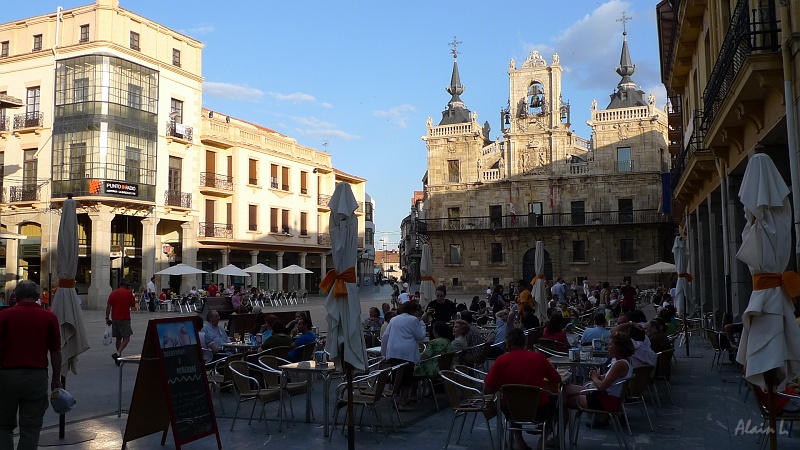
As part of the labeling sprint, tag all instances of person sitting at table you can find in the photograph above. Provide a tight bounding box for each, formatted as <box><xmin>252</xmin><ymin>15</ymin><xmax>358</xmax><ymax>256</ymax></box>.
<box><xmin>469</xmin><ymin>296</ymin><xmax>481</xmax><ymax>312</ymax></box>
<box><xmin>260</xmin><ymin>321</ymin><xmax>292</xmax><ymax>351</ymax></box>
<box><xmin>287</xmin><ymin>311</ymin><xmax>308</xmax><ymax>338</ymax></box>
<box><xmin>207</xmin><ymin>282</ymin><xmax>219</xmax><ymax>297</ymax></box>
<box><xmin>381</xmin><ymin>301</ymin><xmax>426</xmax><ymax>411</ymax></box>
<box><xmin>414</xmin><ymin>321</ymin><xmax>451</xmax><ymax>376</ymax></box>
<box><xmin>645</xmin><ymin>320</ymin><xmax>673</xmax><ymax>353</ymax></box>
<box><xmin>421</xmin><ymin>289</ymin><xmax>457</xmax><ymax>324</ymax></box>
<box><xmin>231</xmin><ymin>289</ymin><xmax>243</xmax><ymax>311</ymax></box>
<box><xmin>451</xmin><ymin>319</ymin><xmax>470</xmax><ymax>353</ymax></box>
<box><xmin>201</xmin><ymin>310</ymin><xmax>231</xmax><ymax>361</ymax></box>
<box><xmin>613</xmin><ymin>318</ymin><xmax>656</xmax><ymax>368</ymax></box>
<box><xmin>543</xmin><ymin>311</ymin><xmax>569</xmax><ymax>347</ymax></box>
<box><xmin>288</xmin><ymin>316</ymin><xmax>316</xmax><ymax>362</ymax></box>
<box><xmin>380</xmin><ymin>311</ymin><xmax>395</xmax><ymax>339</ymax></box>
<box><xmin>459</xmin><ymin>311</ymin><xmax>485</xmax><ymax>364</ymax></box>
<box><xmin>489</xmin><ymin>307</ymin><xmax>514</xmax><ymax>357</ymax></box>
<box><xmin>484</xmin><ymin>328</ymin><xmax>561</xmax><ymax>450</ymax></box>
<box><xmin>477</xmin><ymin>300</ymin><xmax>489</xmax><ymax>316</ymax></box>
<box><xmin>364</xmin><ymin>306</ymin><xmax>384</xmax><ymax>332</ymax></box>
<box><xmin>580</xmin><ymin>313</ymin><xmax>611</xmax><ymax>345</ymax></box>
<box><xmin>564</xmin><ymin>332</ymin><xmax>635</xmax><ymax>419</ymax></box>
<box><xmin>380</xmin><ymin>302</ymin><xmax>391</xmax><ymax>319</ymax></box>
<box><xmin>519</xmin><ymin>304</ymin><xmax>540</xmax><ymax>330</ymax></box>
<box><xmin>258</xmin><ymin>314</ymin><xmax>279</xmax><ymax>336</ymax></box>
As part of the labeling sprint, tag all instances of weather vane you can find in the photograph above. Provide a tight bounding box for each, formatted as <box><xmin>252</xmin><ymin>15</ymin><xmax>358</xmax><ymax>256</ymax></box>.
<box><xmin>617</xmin><ymin>11</ymin><xmax>632</xmax><ymax>35</ymax></box>
<box><xmin>449</xmin><ymin>36</ymin><xmax>462</xmax><ymax>59</ymax></box>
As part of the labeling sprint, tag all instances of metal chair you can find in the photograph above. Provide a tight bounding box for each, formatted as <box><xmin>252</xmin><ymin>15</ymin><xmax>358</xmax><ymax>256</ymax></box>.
<box><xmin>414</xmin><ymin>351</ymin><xmax>457</xmax><ymax>411</ymax></box>
<box><xmin>534</xmin><ymin>344</ymin><xmax>568</xmax><ymax>358</ymax></box>
<box><xmin>622</xmin><ymin>364</ymin><xmax>655</xmax><ymax>434</ymax></box>
<box><xmin>330</xmin><ymin>367</ymin><xmax>393</xmax><ymax>442</ymax></box>
<box><xmin>524</xmin><ymin>326</ymin><xmax>544</xmax><ymax>350</ymax></box>
<box><xmin>206</xmin><ymin>353</ymin><xmax>244</xmax><ymax>414</ymax></box>
<box><xmin>538</xmin><ymin>337</ymin><xmax>570</xmax><ymax>353</ymax></box>
<box><xmin>703</xmin><ymin>328</ymin><xmax>726</xmax><ymax>371</ymax></box>
<box><xmin>749</xmin><ymin>382</ymin><xmax>800</xmax><ymax>449</ymax></box>
<box><xmin>570</xmin><ymin>377</ymin><xmax>631</xmax><ymax>449</ymax></box>
<box><xmin>440</xmin><ymin>370</ymin><xmax>495</xmax><ymax>450</ymax></box>
<box><xmin>500</xmin><ymin>384</ymin><xmax>551</xmax><ymax>450</ymax></box>
<box><xmin>257</xmin><ymin>355</ymin><xmax>308</xmax><ymax>421</ymax></box>
<box><xmin>651</xmin><ymin>348</ymin><xmax>675</xmax><ymax>406</ymax></box>
<box><xmin>227</xmin><ymin>360</ymin><xmax>283</xmax><ymax>432</ymax></box>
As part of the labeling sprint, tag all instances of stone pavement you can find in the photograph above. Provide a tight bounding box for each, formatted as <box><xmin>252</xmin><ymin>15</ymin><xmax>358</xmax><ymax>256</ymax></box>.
<box><xmin>13</xmin><ymin>288</ymin><xmax>795</xmax><ymax>449</ymax></box>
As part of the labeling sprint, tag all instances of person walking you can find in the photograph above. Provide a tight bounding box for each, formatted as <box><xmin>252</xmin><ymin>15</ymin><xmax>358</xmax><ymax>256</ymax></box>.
<box><xmin>106</xmin><ymin>278</ymin><xmax>136</xmax><ymax>366</ymax></box>
<box><xmin>0</xmin><ymin>280</ymin><xmax>63</xmax><ymax>450</ymax></box>
<box><xmin>146</xmin><ymin>276</ymin><xmax>157</xmax><ymax>312</ymax></box>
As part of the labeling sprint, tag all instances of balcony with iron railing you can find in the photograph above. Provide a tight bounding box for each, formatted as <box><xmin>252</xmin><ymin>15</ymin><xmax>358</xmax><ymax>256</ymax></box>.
<box><xmin>8</xmin><ymin>184</ymin><xmax>42</xmax><ymax>203</ymax></box>
<box><xmin>166</xmin><ymin>120</ymin><xmax>193</xmax><ymax>143</ymax></box>
<box><xmin>670</xmin><ymin>109</ymin><xmax>714</xmax><ymax>199</ymax></box>
<box><xmin>198</xmin><ymin>222</ymin><xmax>233</xmax><ymax>239</ymax></box>
<box><xmin>318</xmin><ymin>234</ymin><xmax>331</xmax><ymax>246</ymax></box>
<box><xmin>164</xmin><ymin>190</ymin><xmax>191</xmax><ymax>209</ymax></box>
<box><xmin>199</xmin><ymin>172</ymin><xmax>233</xmax><ymax>196</ymax></box>
<box><xmin>0</xmin><ymin>115</ymin><xmax>9</xmax><ymax>133</ymax></box>
<box><xmin>420</xmin><ymin>209</ymin><xmax>667</xmax><ymax>232</ymax></box>
<box><xmin>13</xmin><ymin>112</ymin><xmax>44</xmax><ymax>131</ymax></box>
<box><xmin>318</xmin><ymin>194</ymin><xmax>331</xmax><ymax>209</ymax></box>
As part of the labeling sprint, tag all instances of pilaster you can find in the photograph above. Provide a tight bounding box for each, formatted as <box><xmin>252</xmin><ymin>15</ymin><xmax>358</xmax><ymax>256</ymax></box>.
<box><xmin>299</xmin><ymin>252</ymin><xmax>307</xmax><ymax>291</ymax></box>
<box><xmin>250</xmin><ymin>250</ymin><xmax>259</xmax><ymax>288</ymax></box>
<box><xmin>180</xmin><ymin>221</ymin><xmax>198</xmax><ymax>293</ymax></box>
<box><xmin>88</xmin><ymin>208</ymin><xmax>114</xmax><ymax>309</ymax></box>
<box><xmin>276</xmin><ymin>251</ymin><xmax>284</xmax><ymax>291</ymax></box>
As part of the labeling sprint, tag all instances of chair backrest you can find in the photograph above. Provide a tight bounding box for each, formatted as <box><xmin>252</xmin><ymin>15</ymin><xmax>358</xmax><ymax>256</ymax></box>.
<box><xmin>538</xmin><ymin>337</ymin><xmax>569</xmax><ymax>353</ymax></box>
<box><xmin>440</xmin><ymin>369</ymin><xmax>483</xmax><ymax>410</ymax></box>
<box><xmin>628</xmin><ymin>365</ymin><xmax>653</xmax><ymax>397</ymax></box>
<box><xmin>223</xmin><ymin>353</ymin><xmax>246</xmax><ymax>381</ymax></box>
<box><xmin>704</xmin><ymin>328</ymin><xmax>721</xmax><ymax>350</ymax></box>
<box><xmin>534</xmin><ymin>344</ymin><xmax>568</xmax><ymax>358</ymax></box>
<box><xmin>370</xmin><ymin>368</ymin><xmax>392</xmax><ymax>401</ymax></box>
<box><xmin>301</xmin><ymin>342</ymin><xmax>317</xmax><ymax>361</ymax></box>
<box><xmin>267</xmin><ymin>345</ymin><xmax>292</xmax><ymax>360</ymax></box>
<box><xmin>500</xmin><ymin>384</ymin><xmax>542</xmax><ymax>423</ymax></box>
<box><xmin>390</xmin><ymin>361</ymin><xmax>409</xmax><ymax>394</ymax></box>
<box><xmin>654</xmin><ymin>348</ymin><xmax>674</xmax><ymax>380</ymax></box>
<box><xmin>228</xmin><ymin>360</ymin><xmax>258</xmax><ymax>395</ymax></box>
<box><xmin>438</xmin><ymin>351</ymin><xmax>457</xmax><ymax>372</ymax></box>
<box><xmin>524</xmin><ymin>326</ymin><xmax>544</xmax><ymax>350</ymax></box>
<box><xmin>257</xmin><ymin>355</ymin><xmax>283</xmax><ymax>387</ymax></box>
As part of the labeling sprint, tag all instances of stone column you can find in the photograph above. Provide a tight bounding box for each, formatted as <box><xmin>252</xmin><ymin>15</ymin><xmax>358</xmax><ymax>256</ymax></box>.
<box><xmin>320</xmin><ymin>252</ymin><xmax>327</xmax><ymax>277</ymax></box>
<box><xmin>4</xmin><ymin>219</ymin><xmax>19</xmax><ymax>297</ymax></box>
<box><xmin>141</xmin><ymin>217</ymin><xmax>156</xmax><ymax>288</ymax></box>
<box><xmin>276</xmin><ymin>251</ymin><xmax>284</xmax><ymax>291</ymax></box>
<box><xmin>249</xmin><ymin>250</ymin><xmax>259</xmax><ymax>289</ymax></box>
<box><xmin>88</xmin><ymin>209</ymin><xmax>114</xmax><ymax>309</ymax></box>
<box><xmin>299</xmin><ymin>252</ymin><xmax>307</xmax><ymax>292</ymax></box>
<box><xmin>707</xmin><ymin>196</ymin><xmax>724</xmax><ymax>329</ymax></box>
<box><xmin>181</xmin><ymin>221</ymin><xmax>198</xmax><ymax>293</ymax></box>
<box><xmin>220</xmin><ymin>249</ymin><xmax>229</xmax><ymax>287</ymax></box>
<box><xmin>726</xmin><ymin>173</ymin><xmax>749</xmax><ymax>320</ymax></box>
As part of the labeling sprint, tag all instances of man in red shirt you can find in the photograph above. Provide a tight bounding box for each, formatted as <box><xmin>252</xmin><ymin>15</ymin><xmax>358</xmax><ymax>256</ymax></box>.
<box><xmin>106</xmin><ymin>278</ymin><xmax>136</xmax><ymax>366</ymax></box>
<box><xmin>620</xmin><ymin>279</ymin><xmax>637</xmax><ymax>312</ymax></box>
<box><xmin>484</xmin><ymin>328</ymin><xmax>560</xmax><ymax>450</ymax></box>
<box><xmin>207</xmin><ymin>282</ymin><xmax>218</xmax><ymax>297</ymax></box>
<box><xmin>0</xmin><ymin>280</ymin><xmax>62</xmax><ymax>450</ymax></box>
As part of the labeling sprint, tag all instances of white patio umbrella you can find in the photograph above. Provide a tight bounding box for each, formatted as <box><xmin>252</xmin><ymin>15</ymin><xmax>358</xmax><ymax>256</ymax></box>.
<box><xmin>244</xmin><ymin>263</ymin><xmax>277</xmax><ymax>290</ymax></box>
<box><xmin>735</xmin><ymin>153</ymin><xmax>800</xmax><ymax>450</ymax></box>
<box><xmin>636</xmin><ymin>261</ymin><xmax>677</xmax><ymax>275</ymax></box>
<box><xmin>278</xmin><ymin>264</ymin><xmax>313</xmax><ymax>274</ymax></box>
<box><xmin>532</xmin><ymin>241</ymin><xmax>548</xmax><ymax>321</ymax></box>
<box><xmin>419</xmin><ymin>243</ymin><xmax>436</xmax><ymax>307</ymax></box>
<box><xmin>672</xmin><ymin>237</ymin><xmax>693</xmax><ymax>317</ymax></box>
<box><xmin>321</xmin><ymin>182</ymin><xmax>367</xmax><ymax>450</ymax></box>
<box><xmin>155</xmin><ymin>263</ymin><xmax>206</xmax><ymax>275</ymax></box>
<box><xmin>213</xmin><ymin>264</ymin><xmax>251</xmax><ymax>277</ymax></box>
<box><xmin>46</xmin><ymin>197</ymin><xmax>92</xmax><ymax>443</ymax></box>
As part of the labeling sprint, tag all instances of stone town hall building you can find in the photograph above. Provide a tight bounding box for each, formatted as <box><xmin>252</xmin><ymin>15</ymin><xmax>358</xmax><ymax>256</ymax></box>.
<box><xmin>410</xmin><ymin>33</ymin><xmax>677</xmax><ymax>293</ymax></box>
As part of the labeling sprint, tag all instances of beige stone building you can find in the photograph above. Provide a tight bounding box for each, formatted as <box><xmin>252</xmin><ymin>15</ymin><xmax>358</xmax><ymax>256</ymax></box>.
<box><xmin>417</xmin><ymin>35</ymin><xmax>676</xmax><ymax>293</ymax></box>
<box><xmin>0</xmin><ymin>0</ymin><xmax>369</xmax><ymax>308</ymax></box>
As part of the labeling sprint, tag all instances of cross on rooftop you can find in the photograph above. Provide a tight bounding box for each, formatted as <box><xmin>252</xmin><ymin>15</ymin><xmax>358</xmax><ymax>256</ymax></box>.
<box><xmin>617</xmin><ymin>11</ymin><xmax>632</xmax><ymax>35</ymax></box>
<box><xmin>449</xmin><ymin>36</ymin><xmax>462</xmax><ymax>59</ymax></box>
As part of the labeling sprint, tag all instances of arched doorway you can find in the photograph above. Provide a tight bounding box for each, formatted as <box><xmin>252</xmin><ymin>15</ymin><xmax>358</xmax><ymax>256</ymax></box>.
<box><xmin>522</xmin><ymin>246</ymin><xmax>553</xmax><ymax>284</ymax></box>
<box><xmin>18</xmin><ymin>223</ymin><xmax>42</xmax><ymax>284</ymax></box>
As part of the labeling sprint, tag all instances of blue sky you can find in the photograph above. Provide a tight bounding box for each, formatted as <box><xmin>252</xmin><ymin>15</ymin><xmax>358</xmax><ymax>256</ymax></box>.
<box><xmin>6</xmin><ymin>0</ymin><xmax>665</xmax><ymax>249</ymax></box>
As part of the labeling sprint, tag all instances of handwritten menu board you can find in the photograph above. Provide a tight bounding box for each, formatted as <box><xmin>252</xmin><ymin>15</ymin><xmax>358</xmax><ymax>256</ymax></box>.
<box><xmin>123</xmin><ymin>317</ymin><xmax>221</xmax><ymax>450</ymax></box>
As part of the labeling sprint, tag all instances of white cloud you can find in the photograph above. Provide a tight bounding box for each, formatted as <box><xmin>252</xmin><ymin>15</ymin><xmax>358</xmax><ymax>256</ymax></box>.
<box><xmin>179</xmin><ymin>25</ymin><xmax>214</xmax><ymax>36</ymax></box>
<box><xmin>203</xmin><ymin>82</ymin><xmax>264</xmax><ymax>101</ymax></box>
<box><xmin>267</xmin><ymin>91</ymin><xmax>317</xmax><ymax>104</ymax></box>
<box><xmin>290</xmin><ymin>116</ymin><xmax>360</xmax><ymax>141</ymax></box>
<box><xmin>321</xmin><ymin>102</ymin><xmax>333</xmax><ymax>108</ymax></box>
<box><xmin>373</xmin><ymin>104</ymin><xmax>416</xmax><ymax>129</ymax></box>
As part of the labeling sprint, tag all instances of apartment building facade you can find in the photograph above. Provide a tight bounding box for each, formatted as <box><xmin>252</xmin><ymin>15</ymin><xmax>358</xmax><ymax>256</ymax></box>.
<box><xmin>0</xmin><ymin>0</ymin><xmax>368</xmax><ymax>308</ymax></box>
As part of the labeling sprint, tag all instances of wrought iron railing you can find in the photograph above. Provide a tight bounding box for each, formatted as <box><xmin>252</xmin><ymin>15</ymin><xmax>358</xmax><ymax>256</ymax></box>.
<box><xmin>13</xmin><ymin>112</ymin><xmax>43</xmax><ymax>129</ymax></box>
<box><xmin>199</xmin><ymin>172</ymin><xmax>233</xmax><ymax>191</ymax></box>
<box><xmin>663</xmin><ymin>0</ymin><xmax>684</xmax><ymax>85</ymax></box>
<box><xmin>702</xmin><ymin>0</ymin><xmax>779</xmax><ymax>134</ymax></box>
<box><xmin>671</xmin><ymin>110</ymin><xmax>709</xmax><ymax>190</ymax></box>
<box><xmin>318</xmin><ymin>194</ymin><xmax>331</xmax><ymax>207</ymax></box>
<box><xmin>0</xmin><ymin>116</ymin><xmax>8</xmax><ymax>132</ymax></box>
<box><xmin>318</xmin><ymin>234</ymin><xmax>331</xmax><ymax>246</ymax></box>
<box><xmin>9</xmin><ymin>184</ymin><xmax>41</xmax><ymax>202</ymax></box>
<box><xmin>198</xmin><ymin>222</ymin><xmax>233</xmax><ymax>239</ymax></box>
<box><xmin>166</xmin><ymin>120</ymin><xmax>193</xmax><ymax>141</ymax></box>
<box><xmin>164</xmin><ymin>190</ymin><xmax>191</xmax><ymax>208</ymax></box>
<box><xmin>421</xmin><ymin>209</ymin><xmax>666</xmax><ymax>231</ymax></box>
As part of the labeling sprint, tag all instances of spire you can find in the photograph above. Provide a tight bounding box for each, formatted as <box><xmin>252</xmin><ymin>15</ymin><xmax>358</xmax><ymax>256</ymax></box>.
<box><xmin>606</xmin><ymin>12</ymin><xmax>646</xmax><ymax>110</ymax></box>
<box><xmin>439</xmin><ymin>37</ymin><xmax>471</xmax><ymax>125</ymax></box>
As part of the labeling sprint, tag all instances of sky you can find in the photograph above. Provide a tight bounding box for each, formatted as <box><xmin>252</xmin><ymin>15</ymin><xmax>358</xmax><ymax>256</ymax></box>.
<box><xmin>5</xmin><ymin>0</ymin><xmax>666</xmax><ymax>249</ymax></box>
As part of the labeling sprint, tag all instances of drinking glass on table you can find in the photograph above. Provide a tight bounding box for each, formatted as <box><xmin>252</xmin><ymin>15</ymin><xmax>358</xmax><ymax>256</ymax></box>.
<box><xmin>234</xmin><ymin>333</ymin><xmax>240</xmax><ymax>342</ymax></box>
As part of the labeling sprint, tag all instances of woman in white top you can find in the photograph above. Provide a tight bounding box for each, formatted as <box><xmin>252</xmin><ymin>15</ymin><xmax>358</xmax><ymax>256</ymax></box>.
<box><xmin>381</xmin><ymin>302</ymin><xmax>426</xmax><ymax>410</ymax></box>
<box><xmin>564</xmin><ymin>332</ymin><xmax>635</xmax><ymax>413</ymax></box>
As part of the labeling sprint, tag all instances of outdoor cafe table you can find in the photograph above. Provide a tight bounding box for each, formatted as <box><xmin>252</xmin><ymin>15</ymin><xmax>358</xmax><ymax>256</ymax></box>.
<box><xmin>221</xmin><ymin>342</ymin><xmax>258</xmax><ymax>353</ymax></box>
<box><xmin>117</xmin><ymin>354</ymin><xmax>143</xmax><ymax>417</ymax></box>
<box><xmin>279</xmin><ymin>360</ymin><xmax>338</xmax><ymax>437</ymax></box>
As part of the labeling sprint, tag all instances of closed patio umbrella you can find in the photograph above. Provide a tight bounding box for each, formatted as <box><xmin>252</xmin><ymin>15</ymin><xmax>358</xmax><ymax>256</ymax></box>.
<box><xmin>735</xmin><ymin>153</ymin><xmax>800</xmax><ymax>450</ymax></box>
<box><xmin>672</xmin><ymin>238</ymin><xmax>693</xmax><ymax>317</ymax></box>
<box><xmin>42</xmin><ymin>197</ymin><xmax>93</xmax><ymax>444</ymax></box>
<box><xmin>419</xmin><ymin>243</ymin><xmax>436</xmax><ymax>308</ymax></box>
<box><xmin>532</xmin><ymin>241</ymin><xmax>548</xmax><ymax>321</ymax></box>
<box><xmin>320</xmin><ymin>182</ymin><xmax>367</xmax><ymax>450</ymax></box>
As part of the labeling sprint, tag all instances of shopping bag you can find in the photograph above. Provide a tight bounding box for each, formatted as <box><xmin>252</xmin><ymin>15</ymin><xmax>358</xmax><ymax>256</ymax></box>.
<box><xmin>103</xmin><ymin>325</ymin><xmax>113</xmax><ymax>346</ymax></box>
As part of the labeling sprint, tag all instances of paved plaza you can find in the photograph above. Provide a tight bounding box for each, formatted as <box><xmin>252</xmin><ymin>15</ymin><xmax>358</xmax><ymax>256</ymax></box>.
<box><xmin>14</xmin><ymin>285</ymin><xmax>797</xmax><ymax>449</ymax></box>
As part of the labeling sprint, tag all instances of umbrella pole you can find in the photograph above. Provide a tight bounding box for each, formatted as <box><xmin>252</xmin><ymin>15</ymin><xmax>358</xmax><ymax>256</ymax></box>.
<box><xmin>766</xmin><ymin>368</ymin><xmax>778</xmax><ymax>450</ymax></box>
<box><xmin>346</xmin><ymin>362</ymin><xmax>355</xmax><ymax>450</ymax></box>
<box><xmin>59</xmin><ymin>375</ymin><xmax>66</xmax><ymax>439</ymax></box>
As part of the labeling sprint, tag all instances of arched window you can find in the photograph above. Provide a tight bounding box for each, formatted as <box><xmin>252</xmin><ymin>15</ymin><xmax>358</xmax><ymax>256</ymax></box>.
<box><xmin>527</xmin><ymin>81</ymin><xmax>546</xmax><ymax>115</ymax></box>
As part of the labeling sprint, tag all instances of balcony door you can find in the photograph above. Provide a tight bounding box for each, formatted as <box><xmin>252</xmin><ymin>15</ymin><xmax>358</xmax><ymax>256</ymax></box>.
<box><xmin>489</xmin><ymin>205</ymin><xmax>503</xmax><ymax>228</ymax></box>
<box><xmin>204</xmin><ymin>199</ymin><xmax>215</xmax><ymax>237</ymax></box>
<box><xmin>205</xmin><ymin>151</ymin><xmax>216</xmax><ymax>187</ymax></box>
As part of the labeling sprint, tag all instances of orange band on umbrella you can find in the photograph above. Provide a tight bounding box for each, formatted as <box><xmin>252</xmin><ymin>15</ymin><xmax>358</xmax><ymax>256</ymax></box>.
<box><xmin>319</xmin><ymin>267</ymin><xmax>356</xmax><ymax>298</ymax></box>
<box><xmin>678</xmin><ymin>273</ymin><xmax>693</xmax><ymax>282</ymax></box>
<box><xmin>752</xmin><ymin>272</ymin><xmax>800</xmax><ymax>301</ymax></box>
<box><xmin>421</xmin><ymin>276</ymin><xmax>436</xmax><ymax>282</ymax></box>
<box><xmin>531</xmin><ymin>274</ymin><xmax>546</xmax><ymax>285</ymax></box>
<box><xmin>58</xmin><ymin>279</ymin><xmax>75</xmax><ymax>288</ymax></box>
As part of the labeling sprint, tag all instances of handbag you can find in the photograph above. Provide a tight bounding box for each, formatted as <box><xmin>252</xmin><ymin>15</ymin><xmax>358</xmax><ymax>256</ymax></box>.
<box><xmin>103</xmin><ymin>325</ymin><xmax>113</xmax><ymax>346</ymax></box>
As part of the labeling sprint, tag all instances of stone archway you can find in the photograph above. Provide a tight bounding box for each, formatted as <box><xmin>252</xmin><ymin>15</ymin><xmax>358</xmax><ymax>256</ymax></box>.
<box><xmin>522</xmin><ymin>246</ymin><xmax>553</xmax><ymax>284</ymax></box>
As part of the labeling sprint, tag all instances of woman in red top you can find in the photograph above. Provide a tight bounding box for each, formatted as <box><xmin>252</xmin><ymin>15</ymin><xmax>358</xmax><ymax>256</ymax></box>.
<box><xmin>543</xmin><ymin>311</ymin><xmax>569</xmax><ymax>347</ymax></box>
<box><xmin>207</xmin><ymin>283</ymin><xmax>218</xmax><ymax>297</ymax></box>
